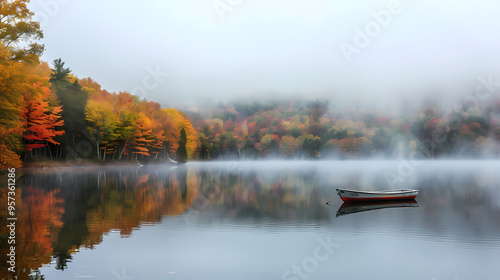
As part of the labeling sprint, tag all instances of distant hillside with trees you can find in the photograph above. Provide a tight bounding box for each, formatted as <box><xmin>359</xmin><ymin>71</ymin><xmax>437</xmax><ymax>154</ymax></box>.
<box><xmin>187</xmin><ymin>98</ymin><xmax>500</xmax><ymax>160</ymax></box>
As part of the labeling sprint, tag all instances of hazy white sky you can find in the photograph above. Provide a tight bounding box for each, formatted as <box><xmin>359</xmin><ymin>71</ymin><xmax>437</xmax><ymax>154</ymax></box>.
<box><xmin>28</xmin><ymin>0</ymin><xmax>500</xmax><ymax>109</ymax></box>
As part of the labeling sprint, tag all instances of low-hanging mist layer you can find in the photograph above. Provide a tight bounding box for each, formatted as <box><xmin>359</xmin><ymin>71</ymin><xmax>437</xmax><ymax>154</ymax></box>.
<box><xmin>29</xmin><ymin>0</ymin><xmax>500</xmax><ymax>109</ymax></box>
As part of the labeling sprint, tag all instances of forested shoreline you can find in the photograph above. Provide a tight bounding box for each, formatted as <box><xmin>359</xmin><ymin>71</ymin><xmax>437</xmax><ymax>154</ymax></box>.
<box><xmin>1</xmin><ymin>1</ymin><xmax>500</xmax><ymax>171</ymax></box>
<box><xmin>0</xmin><ymin>53</ymin><xmax>199</xmax><ymax>169</ymax></box>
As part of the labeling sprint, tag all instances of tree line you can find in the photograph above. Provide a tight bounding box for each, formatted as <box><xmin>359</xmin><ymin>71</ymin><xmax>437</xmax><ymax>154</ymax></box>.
<box><xmin>189</xmin><ymin>99</ymin><xmax>500</xmax><ymax>160</ymax></box>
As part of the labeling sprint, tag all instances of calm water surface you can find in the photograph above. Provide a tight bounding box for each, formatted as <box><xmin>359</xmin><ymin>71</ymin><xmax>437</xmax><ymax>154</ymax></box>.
<box><xmin>2</xmin><ymin>160</ymin><xmax>500</xmax><ymax>280</ymax></box>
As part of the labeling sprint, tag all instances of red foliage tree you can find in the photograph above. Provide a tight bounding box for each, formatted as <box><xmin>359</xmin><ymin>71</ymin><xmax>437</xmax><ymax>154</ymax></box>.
<box><xmin>23</xmin><ymin>83</ymin><xmax>64</xmax><ymax>158</ymax></box>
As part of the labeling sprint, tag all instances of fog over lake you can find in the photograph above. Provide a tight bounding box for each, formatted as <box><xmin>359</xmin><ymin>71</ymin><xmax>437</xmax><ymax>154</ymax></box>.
<box><xmin>29</xmin><ymin>0</ymin><xmax>500</xmax><ymax>108</ymax></box>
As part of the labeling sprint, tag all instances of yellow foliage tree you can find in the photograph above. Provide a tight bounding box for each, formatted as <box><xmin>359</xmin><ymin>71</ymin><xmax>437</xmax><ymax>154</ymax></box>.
<box><xmin>163</xmin><ymin>108</ymin><xmax>200</xmax><ymax>159</ymax></box>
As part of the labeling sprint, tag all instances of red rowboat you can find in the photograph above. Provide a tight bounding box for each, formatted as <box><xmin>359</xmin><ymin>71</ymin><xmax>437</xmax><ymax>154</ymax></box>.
<box><xmin>336</xmin><ymin>188</ymin><xmax>419</xmax><ymax>202</ymax></box>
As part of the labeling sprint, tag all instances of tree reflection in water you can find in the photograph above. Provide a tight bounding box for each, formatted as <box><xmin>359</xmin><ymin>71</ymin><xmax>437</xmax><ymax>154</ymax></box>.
<box><xmin>1</xmin><ymin>161</ymin><xmax>500</xmax><ymax>279</ymax></box>
<box><xmin>0</xmin><ymin>163</ymin><xmax>328</xmax><ymax>279</ymax></box>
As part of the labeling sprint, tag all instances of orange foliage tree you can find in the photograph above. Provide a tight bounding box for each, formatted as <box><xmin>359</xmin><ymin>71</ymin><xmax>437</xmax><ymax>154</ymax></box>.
<box><xmin>23</xmin><ymin>82</ymin><xmax>64</xmax><ymax>159</ymax></box>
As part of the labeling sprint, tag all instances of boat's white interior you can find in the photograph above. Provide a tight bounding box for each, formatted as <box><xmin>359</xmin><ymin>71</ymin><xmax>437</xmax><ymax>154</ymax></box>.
<box><xmin>337</xmin><ymin>188</ymin><xmax>418</xmax><ymax>194</ymax></box>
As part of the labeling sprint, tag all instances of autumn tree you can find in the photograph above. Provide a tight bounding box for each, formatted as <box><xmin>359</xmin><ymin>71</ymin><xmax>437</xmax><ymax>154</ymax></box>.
<box><xmin>85</xmin><ymin>95</ymin><xmax>120</xmax><ymax>160</ymax></box>
<box><xmin>0</xmin><ymin>0</ymin><xmax>45</xmax><ymax>168</ymax></box>
<box><xmin>302</xmin><ymin>135</ymin><xmax>322</xmax><ymax>158</ymax></box>
<box><xmin>150</xmin><ymin>110</ymin><xmax>179</xmax><ymax>160</ymax></box>
<box><xmin>164</xmin><ymin>108</ymin><xmax>200</xmax><ymax>159</ymax></box>
<box><xmin>1</xmin><ymin>50</ymin><xmax>63</xmax><ymax>166</ymax></box>
<box><xmin>279</xmin><ymin>135</ymin><xmax>298</xmax><ymax>157</ymax></box>
<box><xmin>130</xmin><ymin>115</ymin><xmax>154</xmax><ymax>160</ymax></box>
<box><xmin>0</xmin><ymin>45</ymin><xmax>25</xmax><ymax>168</ymax></box>
<box><xmin>197</xmin><ymin>132</ymin><xmax>211</xmax><ymax>159</ymax></box>
<box><xmin>257</xmin><ymin>134</ymin><xmax>279</xmax><ymax>156</ymax></box>
<box><xmin>0</xmin><ymin>0</ymin><xmax>44</xmax><ymax>61</ymax></box>
<box><xmin>23</xmin><ymin>83</ymin><xmax>64</xmax><ymax>159</ymax></box>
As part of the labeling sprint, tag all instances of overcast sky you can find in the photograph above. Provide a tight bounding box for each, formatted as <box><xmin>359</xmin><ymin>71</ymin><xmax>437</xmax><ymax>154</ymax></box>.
<box><xmin>28</xmin><ymin>0</ymin><xmax>500</xmax><ymax>110</ymax></box>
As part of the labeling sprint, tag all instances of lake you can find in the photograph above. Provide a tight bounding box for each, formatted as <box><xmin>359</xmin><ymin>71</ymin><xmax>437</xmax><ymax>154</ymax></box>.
<box><xmin>2</xmin><ymin>160</ymin><xmax>500</xmax><ymax>280</ymax></box>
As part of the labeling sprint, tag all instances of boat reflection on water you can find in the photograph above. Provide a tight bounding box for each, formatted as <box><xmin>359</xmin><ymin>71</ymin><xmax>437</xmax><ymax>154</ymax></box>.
<box><xmin>336</xmin><ymin>200</ymin><xmax>419</xmax><ymax>217</ymax></box>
